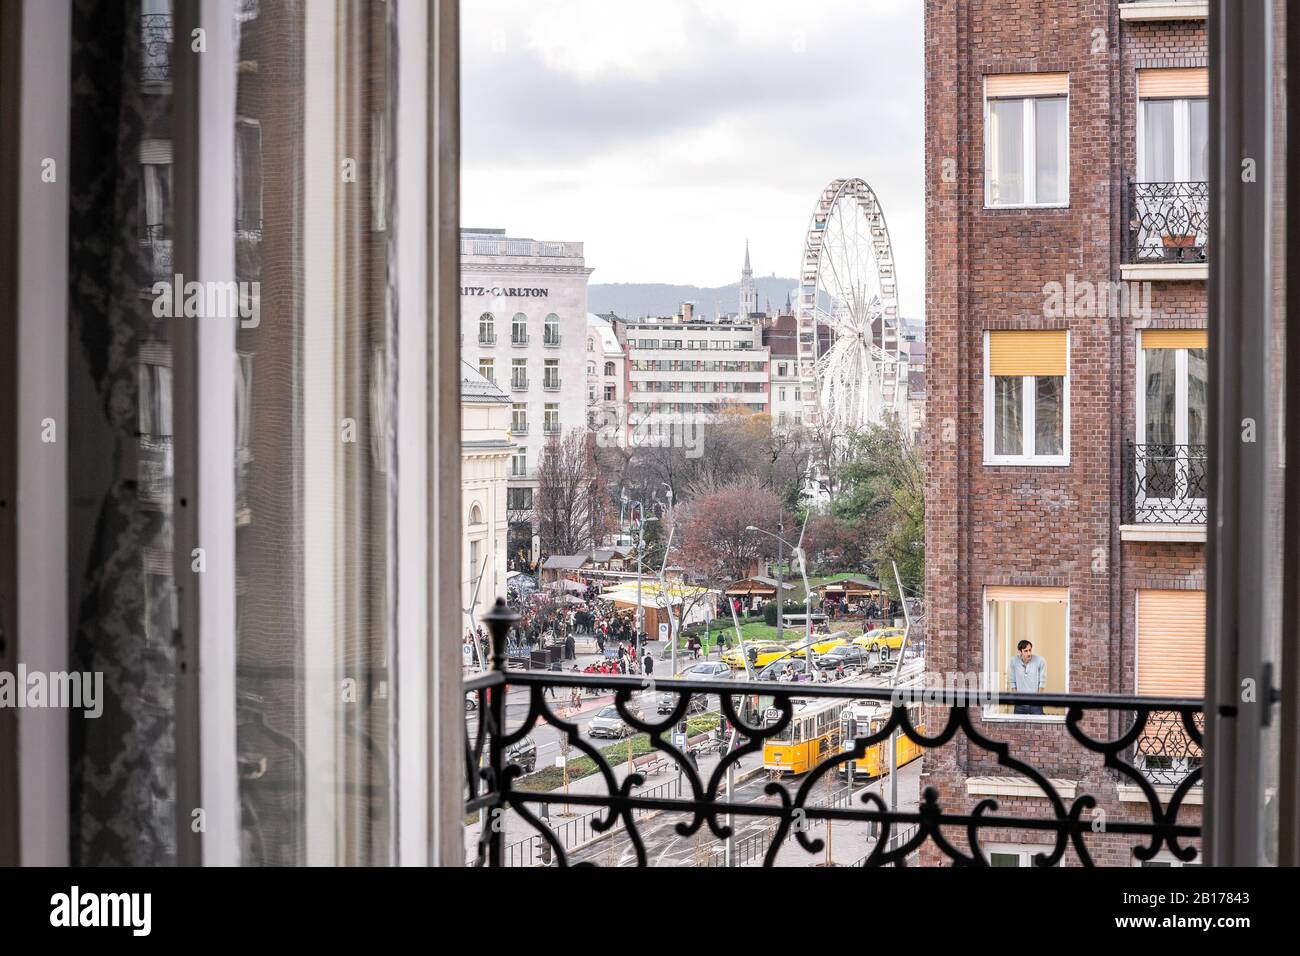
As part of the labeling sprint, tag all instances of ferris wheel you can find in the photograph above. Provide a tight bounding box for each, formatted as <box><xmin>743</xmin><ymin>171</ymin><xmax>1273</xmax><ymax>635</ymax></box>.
<box><xmin>795</xmin><ymin>178</ymin><xmax>904</xmax><ymax>432</ymax></box>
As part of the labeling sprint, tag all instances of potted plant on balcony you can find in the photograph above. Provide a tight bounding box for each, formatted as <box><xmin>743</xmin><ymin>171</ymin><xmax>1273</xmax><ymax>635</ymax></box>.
<box><xmin>1161</xmin><ymin>229</ymin><xmax>1197</xmax><ymax>262</ymax></box>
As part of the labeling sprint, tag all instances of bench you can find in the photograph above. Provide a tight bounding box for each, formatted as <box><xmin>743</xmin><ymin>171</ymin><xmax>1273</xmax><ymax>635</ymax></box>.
<box><xmin>633</xmin><ymin>752</ymin><xmax>668</xmax><ymax>777</ymax></box>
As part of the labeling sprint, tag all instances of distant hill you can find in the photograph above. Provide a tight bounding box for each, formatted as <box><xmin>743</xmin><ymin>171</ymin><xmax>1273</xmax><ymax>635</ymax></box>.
<box><xmin>588</xmin><ymin>276</ymin><xmax>799</xmax><ymax>320</ymax></box>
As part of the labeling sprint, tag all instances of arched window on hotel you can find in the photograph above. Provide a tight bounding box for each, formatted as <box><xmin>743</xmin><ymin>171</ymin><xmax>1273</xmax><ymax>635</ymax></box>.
<box><xmin>478</xmin><ymin>312</ymin><xmax>494</xmax><ymax>345</ymax></box>
<box><xmin>543</xmin><ymin>313</ymin><xmax>560</xmax><ymax>347</ymax></box>
<box><xmin>604</xmin><ymin>361</ymin><xmax>615</xmax><ymax>377</ymax></box>
<box><xmin>512</xmin><ymin>312</ymin><xmax>527</xmax><ymax>345</ymax></box>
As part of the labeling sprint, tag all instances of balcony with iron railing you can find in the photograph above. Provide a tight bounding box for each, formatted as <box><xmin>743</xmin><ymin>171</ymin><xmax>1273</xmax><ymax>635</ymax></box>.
<box><xmin>512</xmin><ymin>333</ymin><xmax>530</xmax><ymax>347</ymax></box>
<box><xmin>465</xmin><ymin>601</ymin><xmax>1203</xmax><ymax>867</ymax></box>
<box><xmin>1123</xmin><ymin>181</ymin><xmax>1209</xmax><ymax>277</ymax></box>
<box><xmin>1123</xmin><ymin>442</ymin><xmax>1208</xmax><ymax>537</ymax></box>
<box><xmin>543</xmin><ymin>330</ymin><xmax>561</xmax><ymax>347</ymax></box>
<box><xmin>543</xmin><ymin>376</ymin><xmax>560</xmax><ymax>391</ymax></box>
<box><xmin>510</xmin><ymin>378</ymin><xmax>529</xmax><ymax>392</ymax></box>
<box><xmin>479</xmin><ymin>331</ymin><xmax>497</xmax><ymax>346</ymax></box>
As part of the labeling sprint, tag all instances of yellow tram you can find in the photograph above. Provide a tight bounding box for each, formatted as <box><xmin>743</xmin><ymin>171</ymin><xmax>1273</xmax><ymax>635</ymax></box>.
<box><xmin>837</xmin><ymin>699</ymin><xmax>925</xmax><ymax>780</ymax></box>
<box><xmin>762</xmin><ymin>696</ymin><xmax>847</xmax><ymax>775</ymax></box>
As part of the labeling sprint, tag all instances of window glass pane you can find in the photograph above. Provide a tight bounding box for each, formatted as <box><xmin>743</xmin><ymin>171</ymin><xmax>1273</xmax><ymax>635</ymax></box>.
<box><xmin>1188</xmin><ymin>98</ymin><xmax>1209</xmax><ymax>182</ymax></box>
<box><xmin>1143</xmin><ymin>348</ymin><xmax>1178</xmax><ymax>499</ymax></box>
<box><xmin>1186</xmin><ymin>348</ymin><xmax>1208</xmax><ymax>499</ymax></box>
<box><xmin>989</xmin><ymin>852</ymin><xmax>1022</xmax><ymax>867</ymax></box>
<box><xmin>1034</xmin><ymin>375</ymin><xmax>1064</xmax><ymax>455</ymax></box>
<box><xmin>1034</xmin><ymin>97</ymin><xmax>1067</xmax><ymax>203</ymax></box>
<box><xmin>989</xmin><ymin>99</ymin><xmax>1024</xmax><ymax>204</ymax></box>
<box><xmin>231</xmin><ymin>2</ymin><xmax>393</xmax><ymax>866</ymax></box>
<box><xmin>1144</xmin><ymin>347</ymin><xmax>1177</xmax><ymax>445</ymax></box>
<box><xmin>1142</xmin><ymin>99</ymin><xmax>1176</xmax><ymax>181</ymax></box>
<box><xmin>993</xmin><ymin>375</ymin><xmax>1023</xmax><ymax>455</ymax></box>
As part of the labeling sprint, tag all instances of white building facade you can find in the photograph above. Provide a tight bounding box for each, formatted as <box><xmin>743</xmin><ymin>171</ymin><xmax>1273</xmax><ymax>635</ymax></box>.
<box><xmin>586</xmin><ymin>313</ymin><xmax>626</xmax><ymax>448</ymax></box>
<box><xmin>460</xmin><ymin>229</ymin><xmax>592</xmax><ymax>567</ymax></box>
<box><xmin>625</xmin><ymin>303</ymin><xmax>770</xmax><ymax>438</ymax></box>
<box><xmin>460</xmin><ymin>363</ymin><xmax>513</xmax><ymax>615</ymax></box>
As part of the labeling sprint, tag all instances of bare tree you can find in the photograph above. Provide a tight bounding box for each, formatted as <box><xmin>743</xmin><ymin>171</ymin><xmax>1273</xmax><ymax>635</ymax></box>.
<box><xmin>535</xmin><ymin>429</ymin><xmax>615</xmax><ymax>558</ymax></box>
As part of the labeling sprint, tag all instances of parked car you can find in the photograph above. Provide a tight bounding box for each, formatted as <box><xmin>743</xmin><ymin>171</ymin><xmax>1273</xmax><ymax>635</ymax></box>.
<box><xmin>587</xmin><ymin>704</ymin><xmax>643</xmax><ymax>739</ymax></box>
<box><xmin>679</xmin><ymin>660</ymin><xmax>731</xmax><ymax>680</ymax></box>
<box><xmin>853</xmin><ymin>627</ymin><xmax>907</xmax><ymax>660</ymax></box>
<box><xmin>503</xmin><ymin>735</ymin><xmax>537</xmax><ymax>774</ymax></box>
<box><xmin>756</xmin><ymin>658</ymin><xmax>813</xmax><ymax>682</ymax></box>
<box><xmin>658</xmin><ymin>693</ymin><xmax>709</xmax><ymax>716</ymax></box>
<box><xmin>657</xmin><ymin>660</ymin><xmax>730</xmax><ymax>713</ymax></box>
<box><xmin>818</xmin><ymin>644</ymin><xmax>868</xmax><ymax>670</ymax></box>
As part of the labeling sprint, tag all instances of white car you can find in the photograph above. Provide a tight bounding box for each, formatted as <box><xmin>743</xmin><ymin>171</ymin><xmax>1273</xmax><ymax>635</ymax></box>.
<box><xmin>587</xmin><ymin>704</ymin><xmax>643</xmax><ymax>739</ymax></box>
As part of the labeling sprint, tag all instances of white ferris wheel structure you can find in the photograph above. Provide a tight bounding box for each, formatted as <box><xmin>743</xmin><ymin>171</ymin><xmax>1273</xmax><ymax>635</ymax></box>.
<box><xmin>795</xmin><ymin>177</ymin><xmax>905</xmax><ymax>433</ymax></box>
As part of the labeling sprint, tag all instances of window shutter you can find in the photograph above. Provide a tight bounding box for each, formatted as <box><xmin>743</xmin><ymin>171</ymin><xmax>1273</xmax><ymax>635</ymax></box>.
<box><xmin>1137</xmin><ymin>590</ymin><xmax>1206</xmax><ymax>697</ymax></box>
<box><xmin>1138</xmin><ymin>67</ymin><xmax>1208</xmax><ymax>99</ymax></box>
<box><xmin>987</xmin><ymin>330</ymin><xmax>1068</xmax><ymax>377</ymax></box>
<box><xmin>985</xmin><ymin>586</ymin><xmax>1068</xmax><ymax>603</ymax></box>
<box><xmin>1141</xmin><ymin>329</ymin><xmax>1208</xmax><ymax>350</ymax></box>
<box><xmin>985</xmin><ymin>73</ymin><xmax>1069</xmax><ymax>98</ymax></box>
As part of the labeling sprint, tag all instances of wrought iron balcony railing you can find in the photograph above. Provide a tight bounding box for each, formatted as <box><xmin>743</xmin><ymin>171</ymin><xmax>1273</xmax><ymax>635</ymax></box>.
<box><xmin>479</xmin><ymin>331</ymin><xmax>497</xmax><ymax>345</ymax></box>
<box><xmin>465</xmin><ymin>600</ymin><xmax>1204</xmax><ymax>868</ymax></box>
<box><xmin>544</xmin><ymin>331</ymin><xmax>561</xmax><ymax>347</ymax></box>
<box><xmin>512</xmin><ymin>333</ymin><xmax>530</xmax><ymax>346</ymax></box>
<box><xmin>141</xmin><ymin>14</ymin><xmax>173</xmax><ymax>85</ymax></box>
<box><xmin>1125</xmin><ymin>441</ymin><xmax>1208</xmax><ymax>525</ymax></box>
<box><xmin>1124</xmin><ymin>180</ymin><xmax>1209</xmax><ymax>264</ymax></box>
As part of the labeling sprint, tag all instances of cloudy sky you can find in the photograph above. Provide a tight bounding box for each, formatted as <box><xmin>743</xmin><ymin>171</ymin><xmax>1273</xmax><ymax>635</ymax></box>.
<box><xmin>461</xmin><ymin>0</ymin><xmax>925</xmax><ymax>320</ymax></box>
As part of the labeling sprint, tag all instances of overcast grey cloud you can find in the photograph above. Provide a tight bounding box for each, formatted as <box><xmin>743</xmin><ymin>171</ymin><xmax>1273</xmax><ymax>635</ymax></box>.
<box><xmin>461</xmin><ymin>0</ymin><xmax>925</xmax><ymax>321</ymax></box>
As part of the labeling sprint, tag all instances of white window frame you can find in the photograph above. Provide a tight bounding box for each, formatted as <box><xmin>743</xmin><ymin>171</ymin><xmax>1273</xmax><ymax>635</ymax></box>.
<box><xmin>983</xmin><ymin>87</ymin><xmax>1070</xmax><ymax>209</ymax></box>
<box><xmin>986</xmin><ymin>843</ymin><xmax>1060</xmax><ymax>867</ymax></box>
<box><xmin>1134</xmin><ymin>335</ymin><xmax>1208</xmax><ymax>516</ymax></box>
<box><xmin>1137</xmin><ymin>96</ymin><xmax>1208</xmax><ymax>183</ymax></box>
<box><xmin>981</xmin><ymin>586</ymin><xmax>1070</xmax><ymax>724</ymax></box>
<box><xmin>982</xmin><ymin>330</ymin><xmax>1071</xmax><ymax>466</ymax></box>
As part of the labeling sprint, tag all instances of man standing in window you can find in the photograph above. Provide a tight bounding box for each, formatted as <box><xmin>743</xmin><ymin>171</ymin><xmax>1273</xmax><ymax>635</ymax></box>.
<box><xmin>1008</xmin><ymin>640</ymin><xmax>1046</xmax><ymax>715</ymax></box>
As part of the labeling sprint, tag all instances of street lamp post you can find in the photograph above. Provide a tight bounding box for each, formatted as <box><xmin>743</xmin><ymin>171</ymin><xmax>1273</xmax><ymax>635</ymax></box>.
<box><xmin>746</xmin><ymin>517</ymin><xmax>814</xmax><ymax>674</ymax></box>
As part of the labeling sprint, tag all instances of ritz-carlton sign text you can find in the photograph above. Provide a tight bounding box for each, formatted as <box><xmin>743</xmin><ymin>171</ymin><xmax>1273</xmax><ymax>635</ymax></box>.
<box><xmin>461</xmin><ymin>286</ymin><xmax>549</xmax><ymax>298</ymax></box>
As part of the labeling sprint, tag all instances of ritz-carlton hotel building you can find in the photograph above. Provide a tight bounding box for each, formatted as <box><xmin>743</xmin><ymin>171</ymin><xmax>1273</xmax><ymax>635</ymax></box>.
<box><xmin>460</xmin><ymin>228</ymin><xmax>593</xmax><ymax>569</ymax></box>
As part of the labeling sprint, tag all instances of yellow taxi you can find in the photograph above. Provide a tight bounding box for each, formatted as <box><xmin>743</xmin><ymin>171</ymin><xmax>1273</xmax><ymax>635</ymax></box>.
<box><xmin>721</xmin><ymin>641</ymin><xmax>792</xmax><ymax>670</ymax></box>
<box><xmin>852</xmin><ymin>627</ymin><xmax>907</xmax><ymax>659</ymax></box>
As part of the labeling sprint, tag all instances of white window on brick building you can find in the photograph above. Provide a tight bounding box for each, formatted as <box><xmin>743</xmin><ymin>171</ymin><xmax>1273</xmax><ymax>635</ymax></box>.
<box><xmin>1135</xmin><ymin>589</ymin><xmax>1206</xmax><ymax>782</ymax></box>
<box><xmin>986</xmin><ymin>844</ymin><xmax>1060</xmax><ymax>867</ymax></box>
<box><xmin>983</xmin><ymin>586</ymin><xmax>1068</xmax><ymax>720</ymax></box>
<box><xmin>984</xmin><ymin>330</ymin><xmax>1069</xmax><ymax>464</ymax></box>
<box><xmin>1137</xmin><ymin>330</ymin><xmax>1208</xmax><ymax>516</ymax></box>
<box><xmin>1138</xmin><ymin>69</ymin><xmax>1209</xmax><ymax>183</ymax></box>
<box><xmin>984</xmin><ymin>72</ymin><xmax>1068</xmax><ymax>207</ymax></box>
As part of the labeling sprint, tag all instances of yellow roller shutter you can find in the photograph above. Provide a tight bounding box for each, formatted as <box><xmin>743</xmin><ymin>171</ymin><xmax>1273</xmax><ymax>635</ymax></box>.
<box><xmin>1138</xmin><ymin>68</ymin><xmax>1208</xmax><ymax>99</ymax></box>
<box><xmin>987</xmin><ymin>330</ymin><xmax>1068</xmax><ymax>377</ymax></box>
<box><xmin>986</xmin><ymin>586</ymin><xmax>1068</xmax><ymax>603</ymax></box>
<box><xmin>1142</xmin><ymin>329</ymin><xmax>1208</xmax><ymax>350</ymax></box>
<box><xmin>1137</xmin><ymin>590</ymin><xmax>1206</xmax><ymax>697</ymax></box>
<box><xmin>986</xmin><ymin>73</ymin><xmax>1069</xmax><ymax>98</ymax></box>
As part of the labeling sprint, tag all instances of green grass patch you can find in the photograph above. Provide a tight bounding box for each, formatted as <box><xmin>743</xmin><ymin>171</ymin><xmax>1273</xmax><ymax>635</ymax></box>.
<box><xmin>513</xmin><ymin>733</ymin><xmax>657</xmax><ymax>793</ymax></box>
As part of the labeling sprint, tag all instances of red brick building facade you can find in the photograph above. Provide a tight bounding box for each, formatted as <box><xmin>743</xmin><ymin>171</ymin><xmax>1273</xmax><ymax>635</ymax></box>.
<box><xmin>922</xmin><ymin>0</ymin><xmax>1207</xmax><ymax>866</ymax></box>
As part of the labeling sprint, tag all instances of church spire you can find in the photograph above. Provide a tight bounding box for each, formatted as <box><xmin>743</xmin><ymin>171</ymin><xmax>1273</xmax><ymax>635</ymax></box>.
<box><xmin>740</xmin><ymin>239</ymin><xmax>757</xmax><ymax>317</ymax></box>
